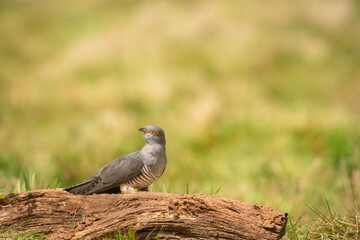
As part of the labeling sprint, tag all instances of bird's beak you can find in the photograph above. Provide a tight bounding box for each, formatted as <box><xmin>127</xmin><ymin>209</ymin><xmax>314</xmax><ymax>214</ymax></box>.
<box><xmin>139</xmin><ymin>128</ymin><xmax>152</xmax><ymax>135</ymax></box>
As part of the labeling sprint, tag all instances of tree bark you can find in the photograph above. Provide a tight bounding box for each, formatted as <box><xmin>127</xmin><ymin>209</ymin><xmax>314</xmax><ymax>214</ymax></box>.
<box><xmin>0</xmin><ymin>189</ymin><xmax>287</xmax><ymax>239</ymax></box>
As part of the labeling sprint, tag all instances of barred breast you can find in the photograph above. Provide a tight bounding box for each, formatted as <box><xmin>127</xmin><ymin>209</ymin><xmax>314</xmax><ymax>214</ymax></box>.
<box><xmin>127</xmin><ymin>164</ymin><xmax>163</xmax><ymax>190</ymax></box>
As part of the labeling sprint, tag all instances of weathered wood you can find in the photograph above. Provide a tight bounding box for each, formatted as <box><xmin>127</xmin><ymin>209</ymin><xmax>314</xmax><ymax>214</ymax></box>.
<box><xmin>0</xmin><ymin>189</ymin><xmax>287</xmax><ymax>239</ymax></box>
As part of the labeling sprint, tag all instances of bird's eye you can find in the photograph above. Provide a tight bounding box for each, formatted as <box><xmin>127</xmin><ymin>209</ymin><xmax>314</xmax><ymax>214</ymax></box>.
<box><xmin>153</xmin><ymin>131</ymin><xmax>159</xmax><ymax>135</ymax></box>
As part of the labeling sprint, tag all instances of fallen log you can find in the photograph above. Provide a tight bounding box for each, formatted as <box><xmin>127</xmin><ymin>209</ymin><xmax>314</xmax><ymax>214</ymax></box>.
<box><xmin>0</xmin><ymin>189</ymin><xmax>287</xmax><ymax>239</ymax></box>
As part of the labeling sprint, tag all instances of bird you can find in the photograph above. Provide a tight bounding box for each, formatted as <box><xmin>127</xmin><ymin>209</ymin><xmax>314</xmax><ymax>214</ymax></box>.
<box><xmin>65</xmin><ymin>125</ymin><xmax>167</xmax><ymax>195</ymax></box>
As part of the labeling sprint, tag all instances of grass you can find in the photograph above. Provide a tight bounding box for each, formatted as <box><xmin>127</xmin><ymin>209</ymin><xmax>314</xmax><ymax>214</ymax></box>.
<box><xmin>305</xmin><ymin>200</ymin><xmax>359</xmax><ymax>239</ymax></box>
<box><xmin>103</xmin><ymin>229</ymin><xmax>137</xmax><ymax>240</ymax></box>
<box><xmin>100</xmin><ymin>228</ymin><xmax>163</xmax><ymax>240</ymax></box>
<box><xmin>0</xmin><ymin>224</ymin><xmax>49</xmax><ymax>240</ymax></box>
<box><xmin>286</xmin><ymin>201</ymin><xmax>360</xmax><ymax>240</ymax></box>
<box><xmin>0</xmin><ymin>0</ymin><xmax>360</xmax><ymax>239</ymax></box>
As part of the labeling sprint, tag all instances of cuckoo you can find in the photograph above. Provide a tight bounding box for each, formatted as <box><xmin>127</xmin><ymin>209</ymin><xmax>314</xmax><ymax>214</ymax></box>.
<box><xmin>65</xmin><ymin>125</ymin><xmax>167</xmax><ymax>194</ymax></box>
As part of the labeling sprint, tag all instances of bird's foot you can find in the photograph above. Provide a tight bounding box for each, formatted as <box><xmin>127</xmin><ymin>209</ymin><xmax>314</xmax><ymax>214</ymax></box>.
<box><xmin>120</xmin><ymin>185</ymin><xmax>135</xmax><ymax>194</ymax></box>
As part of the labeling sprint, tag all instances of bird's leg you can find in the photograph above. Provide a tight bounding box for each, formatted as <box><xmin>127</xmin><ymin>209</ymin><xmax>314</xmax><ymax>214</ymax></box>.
<box><xmin>120</xmin><ymin>185</ymin><xmax>135</xmax><ymax>194</ymax></box>
<box><xmin>138</xmin><ymin>187</ymin><xmax>149</xmax><ymax>192</ymax></box>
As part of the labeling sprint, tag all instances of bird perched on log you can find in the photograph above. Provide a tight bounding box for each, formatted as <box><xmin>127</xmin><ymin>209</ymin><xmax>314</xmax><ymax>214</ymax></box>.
<box><xmin>65</xmin><ymin>125</ymin><xmax>167</xmax><ymax>195</ymax></box>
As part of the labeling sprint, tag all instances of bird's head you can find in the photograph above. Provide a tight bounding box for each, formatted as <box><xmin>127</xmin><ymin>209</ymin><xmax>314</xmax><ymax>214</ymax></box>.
<box><xmin>139</xmin><ymin>125</ymin><xmax>166</xmax><ymax>145</ymax></box>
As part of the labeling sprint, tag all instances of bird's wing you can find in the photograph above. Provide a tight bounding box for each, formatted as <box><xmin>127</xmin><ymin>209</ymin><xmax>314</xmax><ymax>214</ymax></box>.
<box><xmin>65</xmin><ymin>152</ymin><xmax>144</xmax><ymax>195</ymax></box>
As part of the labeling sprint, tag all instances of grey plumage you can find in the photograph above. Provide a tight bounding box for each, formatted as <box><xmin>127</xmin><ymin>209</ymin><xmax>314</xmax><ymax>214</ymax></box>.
<box><xmin>65</xmin><ymin>125</ymin><xmax>167</xmax><ymax>195</ymax></box>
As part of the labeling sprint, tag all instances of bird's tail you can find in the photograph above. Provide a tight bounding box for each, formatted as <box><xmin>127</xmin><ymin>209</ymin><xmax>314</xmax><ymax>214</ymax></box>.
<box><xmin>64</xmin><ymin>177</ymin><xmax>100</xmax><ymax>195</ymax></box>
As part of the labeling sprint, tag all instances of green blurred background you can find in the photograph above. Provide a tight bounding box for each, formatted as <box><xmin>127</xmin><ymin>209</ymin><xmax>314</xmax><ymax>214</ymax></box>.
<box><xmin>0</xmin><ymin>0</ymin><xmax>359</xmax><ymax>218</ymax></box>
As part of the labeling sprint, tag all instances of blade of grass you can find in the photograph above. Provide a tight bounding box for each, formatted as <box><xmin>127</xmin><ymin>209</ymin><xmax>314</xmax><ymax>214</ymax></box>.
<box><xmin>324</xmin><ymin>195</ymin><xmax>334</xmax><ymax>221</ymax></box>
<box><xmin>214</xmin><ymin>185</ymin><xmax>222</xmax><ymax>195</ymax></box>
<box><xmin>192</xmin><ymin>186</ymin><xmax>202</xmax><ymax>194</ymax></box>
<box><xmin>22</xmin><ymin>171</ymin><xmax>31</xmax><ymax>191</ymax></box>
<box><xmin>186</xmin><ymin>179</ymin><xmax>189</xmax><ymax>194</ymax></box>
<box><xmin>145</xmin><ymin>228</ymin><xmax>156</xmax><ymax>240</ymax></box>
<box><xmin>286</xmin><ymin>214</ymin><xmax>300</xmax><ymax>240</ymax></box>
<box><xmin>306</xmin><ymin>204</ymin><xmax>332</xmax><ymax>224</ymax></box>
